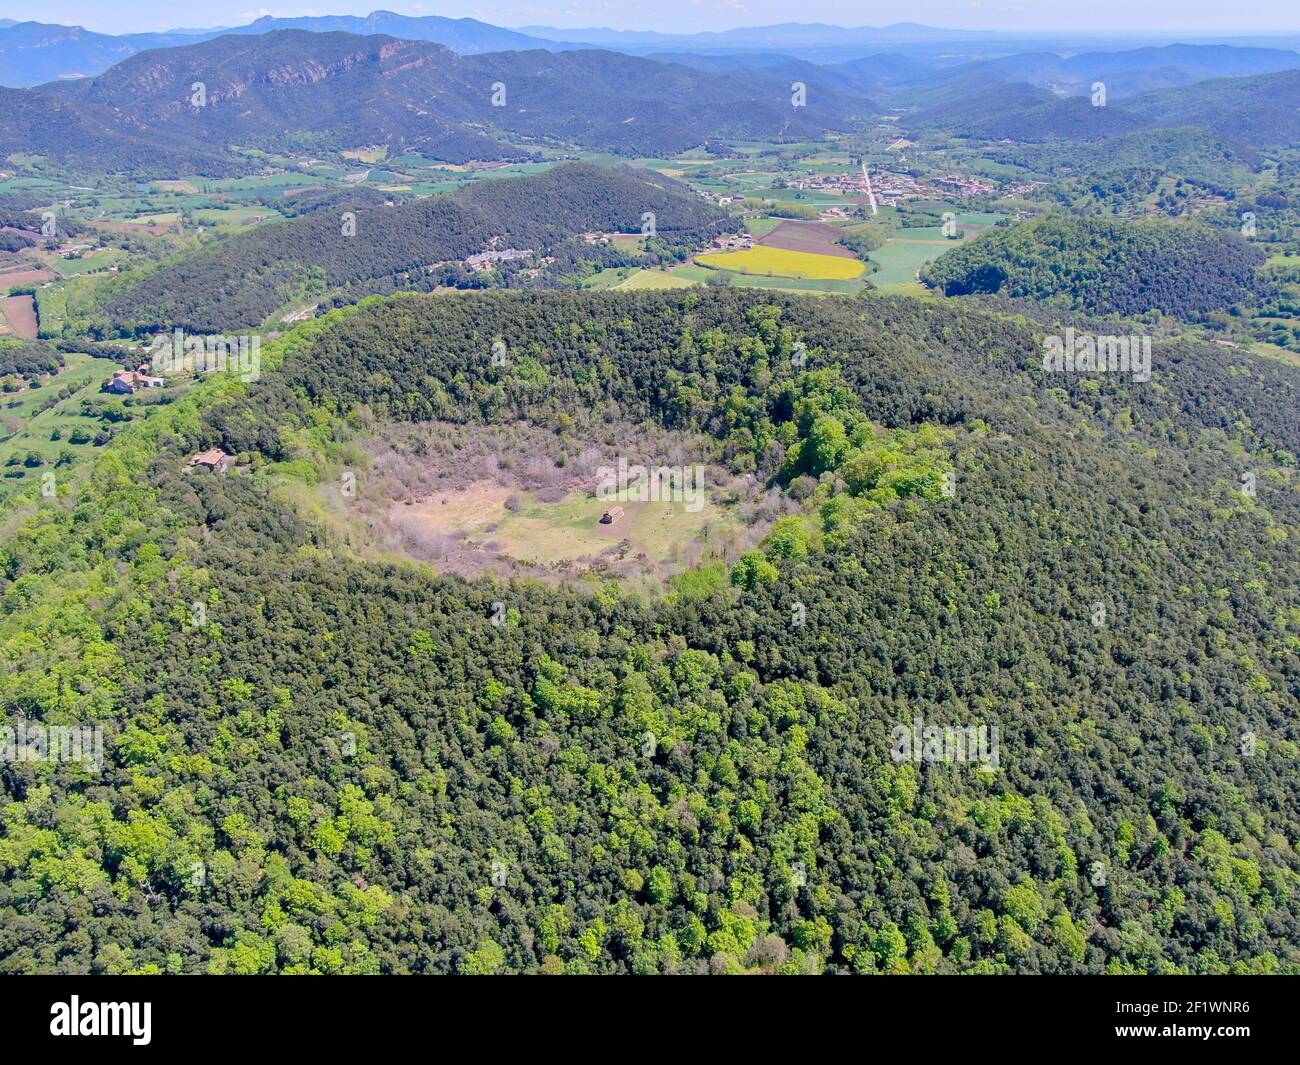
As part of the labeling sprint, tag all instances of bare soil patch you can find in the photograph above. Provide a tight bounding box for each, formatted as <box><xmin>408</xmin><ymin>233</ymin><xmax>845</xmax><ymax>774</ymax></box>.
<box><xmin>337</xmin><ymin>420</ymin><xmax>788</xmax><ymax>582</ymax></box>
<box><xmin>0</xmin><ymin>295</ymin><xmax>38</xmax><ymax>339</ymax></box>
<box><xmin>0</xmin><ymin>267</ymin><xmax>55</xmax><ymax>288</ymax></box>
<box><xmin>759</xmin><ymin>220</ymin><xmax>857</xmax><ymax>259</ymax></box>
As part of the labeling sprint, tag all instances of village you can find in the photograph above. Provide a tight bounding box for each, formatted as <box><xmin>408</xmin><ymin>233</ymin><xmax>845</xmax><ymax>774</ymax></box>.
<box><xmin>779</xmin><ymin>167</ymin><xmax>999</xmax><ymax>207</ymax></box>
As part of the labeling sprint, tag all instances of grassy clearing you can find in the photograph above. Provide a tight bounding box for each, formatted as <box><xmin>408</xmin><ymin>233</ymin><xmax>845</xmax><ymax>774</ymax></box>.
<box><xmin>35</xmin><ymin>272</ymin><xmax>119</xmax><ymax>339</ymax></box>
<box><xmin>869</xmin><ymin>238</ymin><xmax>956</xmax><ymax>291</ymax></box>
<box><xmin>615</xmin><ymin>270</ymin><xmax>697</xmax><ymax>290</ymax></box>
<box><xmin>1247</xmin><ymin>340</ymin><xmax>1300</xmax><ymax>367</ymax></box>
<box><xmin>0</xmin><ymin>354</ymin><xmax>121</xmax><ymax>481</ymax></box>
<box><xmin>581</xmin><ymin>268</ymin><xmax>638</xmax><ymax>290</ymax></box>
<box><xmin>671</xmin><ymin>266</ymin><xmax>854</xmax><ymax>295</ymax></box>
<box><xmin>395</xmin><ymin>481</ymin><xmax>739</xmax><ymax>567</ymax></box>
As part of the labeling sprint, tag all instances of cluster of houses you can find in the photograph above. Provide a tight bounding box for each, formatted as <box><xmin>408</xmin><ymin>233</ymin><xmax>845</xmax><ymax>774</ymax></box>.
<box><xmin>102</xmin><ymin>365</ymin><xmax>164</xmax><ymax>394</ymax></box>
<box><xmin>782</xmin><ymin>172</ymin><xmax>870</xmax><ymax>195</ymax></box>
<box><xmin>710</xmin><ymin>233</ymin><xmax>754</xmax><ymax>251</ymax></box>
<box><xmin>1006</xmin><ymin>180</ymin><xmax>1049</xmax><ymax>199</ymax></box>
<box><xmin>869</xmin><ymin>170</ymin><xmax>935</xmax><ymax>206</ymax></box>
<box><xmin>935</xmin><ymin>174</ymin><xmax>998</xmax><ymax>197</ymax></box>
<box><xmin>465</xmin><ymin>247</ymin><xmax>533</xmax><ymax>272</ymax></box>
<box><xmin>778</xmin><ymin>168</ymin><xmax>976</xmax><ymax>208</ymax></box>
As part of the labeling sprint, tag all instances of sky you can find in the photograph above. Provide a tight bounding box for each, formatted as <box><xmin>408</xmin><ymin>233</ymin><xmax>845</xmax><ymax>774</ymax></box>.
<box><xmin>6</xmin><ymin>2</ymin><xmax>1299</xmax><ymax>36</ymax></box>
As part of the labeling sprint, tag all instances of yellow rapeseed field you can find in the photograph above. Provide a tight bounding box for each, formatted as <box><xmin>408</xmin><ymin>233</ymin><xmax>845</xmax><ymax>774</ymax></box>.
<box><xmin>696</xmin><ymin>245</ymin><xmax>865</xmax><ymax>280</ymax></box>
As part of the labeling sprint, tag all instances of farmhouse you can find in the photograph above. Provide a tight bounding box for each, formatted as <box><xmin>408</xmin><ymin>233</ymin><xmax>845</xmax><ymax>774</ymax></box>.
<box><xmin>600</xmin><ymin>506</ymin><xmax>625</xmax><ymax>525</ymax></box>
<box><xmin>711</xmin><ymin>233</ymin><xmax>753</xmax><ymax>251</ymax></box>
<box><xmin>188</xmin><ymin>448</ymin><xmax>234</xmax><ymax>473</ymax></box>
<box><xmin>103</xmin><ymin>369</ymin><xmax>164</xmax><ymax>394</ymax></box>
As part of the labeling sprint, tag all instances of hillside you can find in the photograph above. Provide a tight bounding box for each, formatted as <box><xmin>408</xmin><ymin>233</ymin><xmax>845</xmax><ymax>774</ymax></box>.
<box><xmin>0</xmin><ymin>85</ymin><xmax>242</xmax><ymax>177</ymax></box>
<box><xmin>1</xmin><ymin>287</ymin><xmax>1297</xmax><ymax>974</ymax></box>
<box><xmin>101</xmin><ymin>163</ymin><xmax>731</xmax><ymax>332</ymax></box>
<box><xmin>27</xmin><ymin>30</ymin><xmax>870</xmax><ymax>170</ymax></box>
<box><xmin>0</xmin><ymin>21</ymin><xmax>208</xmax><ymax>87</ymax></box>
<box><xmin>1122</xmin><ymin>69</ymin><xmax>1300</xmax><ymax>147</ymax></box>
<box><xmin>220</xmin><ymin>12</ymin><xmax>565</xmax><ymax>54</ymax></box>
<box><xmin>0</xmin><ymin>14</ymin><xmax>573</xmax><ymax>88</ymax></box>
<box><xmin>906</xmin><ymin>68</ymin><xmax>1300</xmax><ymax>149</ymax></box>
<box><xmin>920</xmin><ymin>216</ymin><xmax>1271</xmax><ymax>317</ymax></box>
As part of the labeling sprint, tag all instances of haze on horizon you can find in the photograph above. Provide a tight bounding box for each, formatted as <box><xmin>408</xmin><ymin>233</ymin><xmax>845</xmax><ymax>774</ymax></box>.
<box><xmin>9</xmin><ymin>1</ymin><xmax>1300</xmax><ymax>39</ymax></box>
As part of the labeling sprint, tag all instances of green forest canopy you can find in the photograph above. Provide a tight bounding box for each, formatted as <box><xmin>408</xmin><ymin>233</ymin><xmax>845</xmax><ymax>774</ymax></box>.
<box><xmin>0</xmin><ymin>288</ymin><xmax>1297</xmax><ymax>975</ymax></box>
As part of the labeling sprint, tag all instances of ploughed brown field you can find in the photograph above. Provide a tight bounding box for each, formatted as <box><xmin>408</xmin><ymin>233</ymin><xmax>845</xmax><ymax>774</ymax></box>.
<box><xmin>89</xmin><ymin>219</ymin><xmax>175</xmax><ymax>236</ymax></box>
<box><xmin>0</xmin><ymin>294</ymin><xmax>38</xmax><ymax>339</ymax></box>
<box><xmin>0</xmin><ymin>267</ymin><xmax>55</xmax><ymax>288</ymax></box>
<box><xmin>758</xmin><ymin>220</ymin><xmax>858</xmax><ymax>259</ymax></box>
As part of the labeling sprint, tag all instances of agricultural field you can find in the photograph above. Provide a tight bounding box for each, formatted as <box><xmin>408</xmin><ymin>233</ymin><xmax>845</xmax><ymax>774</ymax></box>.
<box><xmin>670</xmin><ymin>265</ymin><xmax>855</xmax><ymax>294</ymax></box>
<box><xmin>614</xmin><ymin>269</ymin><xmax>697</xmax><ymax>290</ymax></box>
<box><xmin>33</xmin><ymin>272</ymin><xmax>117</xmax><ymax>339</ymax></box>
<box><xmin>696</xmin><ymin>245</ymin><xmax>865</xmax><ymax>280</ymax></box>
<box><xmin>580</xmin><ymin>267</ymin><xmax>639</xmax><ymax>290</ymax></box>
<box><xmin>759</xmin><ymin>220</ymin><xmax>859</xmax><ymax>258</ymax></box>
<box><xmin>0</xmin><ymin>352</ymin><xmax>123</xmax><ymax>486</ymax></box>
<box><xmin>0</xmin><ymin>295</ymin><xmax>38</xmax><ymax>339</ymax></box>
<box><xmin>867</xmin><ymin>212</ymin><xmax>1005</xmax><ymax>293</ymax></box>
<box><xmin>866</xmin><ymin>240</ymin><xmax>945</xmax><ymax>293</ymax></box>
<box><xmin>745</xmin><ymin>216</ymin><xmax>783</xmax><ymax>238</ymax></box>
<box><xmin>191</xmin><ymin>206</ymin><xmax>284</xmax><ymax>229</ymax></box>
<box><xmin>0</xmin><ymin>266</ymin><xmax>55</xmax><ymax>291</ymax></box>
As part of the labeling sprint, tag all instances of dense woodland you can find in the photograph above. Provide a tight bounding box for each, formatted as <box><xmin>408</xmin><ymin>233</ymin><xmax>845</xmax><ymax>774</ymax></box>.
<box><xmin>14</xmin><ymin>30</ymin><xmax>865</xmax><ymax>175</ymax></box>
<box><xmin>0</xmin><ymin>339</ymin><xmax>63</xmax><ymax>378</ymax></box>
<box><xmin>921</xmin><ymin>215</ymin><xmax>1271</xmax><ymax>318</ymax></box>
<box><xmin>1</xmin><ymin>288</ymin><xmax>1297</xmax><ymax>974</ymax></box>
<box><xmin>1</xmin><ymin>16</ymin><xmax>1299</xmax><ymax>980</ymax></box>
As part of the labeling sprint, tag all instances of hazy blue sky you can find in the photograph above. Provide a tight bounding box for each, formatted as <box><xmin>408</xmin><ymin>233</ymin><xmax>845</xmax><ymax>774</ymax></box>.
<box><xmin>10</xmin><ymin>2</ymin><xmax>1299</xmax><ymax>36</ymax></box>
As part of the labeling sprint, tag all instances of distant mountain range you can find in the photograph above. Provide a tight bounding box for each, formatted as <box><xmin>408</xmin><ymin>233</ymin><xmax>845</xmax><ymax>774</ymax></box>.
<box><xmin>7</xmin><ymin>30</ymin><xmax>869</xmax><ymax>174</ymax></box>
<box><xmin>1</xmin><ymin>16</ymin><xmax>1297</xmax><ymax>175</ymax></box>
<box><xmin>218</xmin><ymin>13</ymin><xmax>569</xmax><ymax>54</ymax></box>
<box><xmin>0</xmin><ymin>21</ymin><xmax>211</xmax><ymax>86</ymax></box>
<box><xmin>878</xmin><ymin>42</ymin><xmax>1300</xmax><ymax>100</ymax></box>
<box><xmin>904</xmin><ymin>67</ymin><xmax>1300</xmax><ymax>150</ymax></box>
<box><xmin>2</xmin><ymin>13</ymin><xmax>1299</xmax><ymax>88</ymax></box>
<box><xmin>514</xmin><ymin>21</ymin><xmax>991</xmax><ymax>49</ymax></box>
<box><xmin>0</xmin><ymin>13</ymin><xmax>576</xmax><ymax>87</ymax></box>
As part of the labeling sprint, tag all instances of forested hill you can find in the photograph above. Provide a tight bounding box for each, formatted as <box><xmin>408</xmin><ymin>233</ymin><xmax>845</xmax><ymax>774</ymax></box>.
<box><xmin>2</xmin><ymin>288</ymin><xmax>1297</xmax><ymax>975</ymax></box>
<box><xmin>0</xmin><ymin>85</ymin><xmax>243</xmax><ymax>178</ymax></box>
<box><xmin>920</xmin><ymin>215</ymin><xmax>1271</xmax><ymax>317</ymax></box>
<box><xmin>102</xmin><ymin>163</ymin><xmax>730</xmax><ymax>333</ymax></box>
<box><xmin>906</xmin><ymin>69</ymin><xmax>1300</xmax><ymax>150</ymax></box>
<box><xmin>25</xmin><ymin>30</ymin><xmax>869</xmax><ymax>172</ymax></box>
